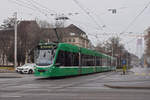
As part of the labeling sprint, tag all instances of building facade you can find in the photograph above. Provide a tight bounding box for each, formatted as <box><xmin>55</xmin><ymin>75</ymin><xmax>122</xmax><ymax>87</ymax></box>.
<box><xmin>62</xmin><ymin>24</ymin><xmax>89</xmax><ymax>48</ymax></box>
<box><xmin>0</xmin><ymin>20</ymin><xmax>90</xmax><ymax>65</ymax></box>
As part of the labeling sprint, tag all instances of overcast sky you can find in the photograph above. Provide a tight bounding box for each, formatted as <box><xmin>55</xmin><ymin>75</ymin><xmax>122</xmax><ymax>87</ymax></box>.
<box><xmin>0</xmin><ymin>0</ymin><xmax>150</xmax><ymax>57</ymax></box>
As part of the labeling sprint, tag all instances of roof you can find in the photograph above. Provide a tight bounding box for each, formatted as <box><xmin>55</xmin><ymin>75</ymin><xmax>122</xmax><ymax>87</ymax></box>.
<box><xmin>41</xmin><ymin>24</ymin><xmax>89</xmax><ymax>42</ymax></box>
<box><xmin>0</xmin><ymin>29</ymin><xmax>14</xmax><ymax>40</ymax></box>
<box><xmin>0</xmin><ymin>20</ymin><xmax>89</xmax><ymax>44</ymax></box>
<box><xmin>17</xmin><ymin>20</ymin><xmax>40</xmax><ymax>31</ymax></box>
<box><xmin>41</xmin><ymin>28</ymin><xmax>65</xmax><ymax>42</ymax></box>
<box><xmin>57</xmin><ymin>43</ymin><xmax>112</xmax><ymax>58</ymax></box>
<box><xmin>67</xmin><ymin>24</ymin><xmax>86</xmax><ymax>35</ymax></box>
<box><xmin>64</xmin><ymin>24</ymin><xmax>87</xmax><ymax>37</ymax></box>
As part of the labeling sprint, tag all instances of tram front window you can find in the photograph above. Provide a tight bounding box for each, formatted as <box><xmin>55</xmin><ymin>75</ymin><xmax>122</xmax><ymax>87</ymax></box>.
<box><xmin>35</xmin><ymin>49</ymin><xmax>56</xmax><ymax>66</ymax></box>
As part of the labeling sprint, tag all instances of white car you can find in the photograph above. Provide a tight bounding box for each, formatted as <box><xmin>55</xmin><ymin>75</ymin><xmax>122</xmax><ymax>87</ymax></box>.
<box><xmin>16</xmin><ymin>63</ymin><xmax>35</xmax><ymax>74</ymax></box>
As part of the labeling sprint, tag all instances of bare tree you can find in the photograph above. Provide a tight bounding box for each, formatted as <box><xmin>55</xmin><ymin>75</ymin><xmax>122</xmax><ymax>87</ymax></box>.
<box><xmin>37</xmin><ymin>20</ymin><xmax>53</xmax><ymax>28</ymax></box>
<box><xmin>1</xmin><ymin>17</ymin><xmax>15</xmax><ymax>29</ymax></box>
<box><xmin>0</xmin><ymin>20</ymin><xmax>42</xmax><ymax>66</ymax></box>
<box><xmin>95</xmin><ymin>37</ymin><xmax>131</xmax><ymax>68</ymax></box>
<box><xmin>16</xmin><ymin>21</ymin><xmax>41</xmax><ymax>65</ymax></box>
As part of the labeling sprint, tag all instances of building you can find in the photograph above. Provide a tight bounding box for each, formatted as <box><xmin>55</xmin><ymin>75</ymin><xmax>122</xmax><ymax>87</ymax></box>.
<box><xmin>62</xmin><ymin>24</ymin><xmax>90</xmax><ymax>48</ymax></box>
<box><xmin>42</xmin><ymin>24</ymin><xmax>90</xmax><ymax>48</ymax></box>
<box><xmin>0</xmin><ymin>20</ymin><xmax>90</xmax><ymax>65</ymax></box>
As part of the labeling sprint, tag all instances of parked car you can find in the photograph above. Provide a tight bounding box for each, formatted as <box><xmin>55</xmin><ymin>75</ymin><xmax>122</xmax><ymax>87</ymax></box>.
<box><xmin>16</xmin><ymin>63</ymin><xmax>35</xmax><ymax>74</ymax></box>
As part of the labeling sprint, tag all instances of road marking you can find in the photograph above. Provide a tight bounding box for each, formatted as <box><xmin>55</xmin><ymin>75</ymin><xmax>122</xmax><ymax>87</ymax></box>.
<box><xmin>134</xmin><ymin>73</ymin><xmax>150</xmax><ymax>76</ymax></box>
<box><xmin>141</xmin><ymin>73</ymin><xmax>146</xmax><ymax>76</ymax></box>
<box><xmin>135</xmin><ymin>73</ymin><xmax>139</xmax><ymax>75</ymax></box>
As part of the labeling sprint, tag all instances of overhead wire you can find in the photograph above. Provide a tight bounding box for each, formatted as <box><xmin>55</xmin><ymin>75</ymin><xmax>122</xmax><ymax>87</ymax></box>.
<box><xmin>8</xmin><ymin>0</ymin><xmax>37</xmax><ymax>11</ymax></box>
<box><xmin>30</xmin><ymin>0</ymin><xmax>57</xmax><ymax>14</ymax></box>
<box><xmin>84</xmin><ymin>7</ymin><xmax>105</xmax><ymax>26</ymax></box>
<box><xmin>9</xmin><ymin>0</ymin><xmax>107</xmax><ymax>44</ymax></box>
<box><xmin>120</xmin><ymin>1</ymin><xmax>150</xmax><ymax>35</ymax></box>
<box><xmin>8</xmin><ymin>0</ymin><xmax>50</xmax><ymax>20</ymax></box>
<box><xmin>72</xmin><ymin>0</ymin><xmax>114</xmax><ymax>44</ymax></box>
<box><xmin>70</xmin><ymin>19</ymin><xmax>101</xmax><ymax>30</ymax></box>
<box><xmin>85</xmin><ymin>7</ymin><xmax>113</xmax><ymax>32</ymax></box>
<box><xmin>9</xmin><ymin>0</ymin><xmax>56</xmax><ymax>19</ymax></box>
<box><xmin>23</xmin><ymin>0</ymin><xmax>51</xmax><ymax>18</ymax></box>
<box><xmin>117</xmin><ymin>1</ymin><xmax>150</xmax><ymax>54</ymax></box>
<box><xmin>72</xmin><ymin>0</ymin><xmax>103</xmax><ymax>30</ymax></box>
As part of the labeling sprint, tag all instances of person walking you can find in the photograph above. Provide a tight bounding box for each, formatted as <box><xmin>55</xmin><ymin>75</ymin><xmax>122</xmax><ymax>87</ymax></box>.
<box><xmin>123</xmin><ymin>65</ymin><xmax>126</xmax><ymax>75</ymax></box>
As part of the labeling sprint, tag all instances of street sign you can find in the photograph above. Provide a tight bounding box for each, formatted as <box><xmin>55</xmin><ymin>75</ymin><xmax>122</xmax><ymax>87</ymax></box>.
<box><xmin>122</xmin><ymin>60</ymin><xmax>126</xmax><ymax>65</ymax></box>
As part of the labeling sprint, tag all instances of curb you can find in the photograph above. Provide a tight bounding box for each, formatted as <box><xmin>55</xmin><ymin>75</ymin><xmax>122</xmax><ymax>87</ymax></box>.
<box><xmin>104</xmin><ymin>84</ymin><xmax>150</xmax><ymax>89</ymax></box>
<box><xmin>0</xmin><ymin>76</ymin><xmax>22</xmax><ymax>78</ymax></box>
<box><xmin>0</xmin><ymin>73</ymin><xmax>22</xmax><ymax>78</ymax></box>
<box><xmin>0</xmin><ymin>70</ymin><xmax>15</xmax><ymax>73</ymax></box>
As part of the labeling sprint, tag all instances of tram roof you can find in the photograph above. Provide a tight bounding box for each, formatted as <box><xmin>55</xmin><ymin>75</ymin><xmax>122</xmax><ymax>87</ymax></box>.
<box><xmin>57</xmin><ymin>43</ymin><xmax>115</xmax><ymax>59</ymax></box>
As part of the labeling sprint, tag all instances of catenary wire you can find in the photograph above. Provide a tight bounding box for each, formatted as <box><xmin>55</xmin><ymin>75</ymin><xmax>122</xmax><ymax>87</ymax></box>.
<box><xmin>72</xmin><ymin>0</ymin><xmax>103</xmax><ymax>30</ymax></box>
<box><xmin>120</xmin><ymin>1</ymin><xmax>150</xmax><ymax>35</ymax></box>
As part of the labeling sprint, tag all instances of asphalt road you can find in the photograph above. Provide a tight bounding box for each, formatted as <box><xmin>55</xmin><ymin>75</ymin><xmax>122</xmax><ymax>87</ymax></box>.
<box><xmin>0</xmin><ymin>68</ymin><xmax>150</xmax><ymax>100</ymax></box>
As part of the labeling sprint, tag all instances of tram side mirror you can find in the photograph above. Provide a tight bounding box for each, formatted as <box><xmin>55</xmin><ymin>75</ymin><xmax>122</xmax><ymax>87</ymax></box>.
<box><xmin>54</xmin><ymin>63</ymin><xmax>61</xmax><ymax>67</ymax></box>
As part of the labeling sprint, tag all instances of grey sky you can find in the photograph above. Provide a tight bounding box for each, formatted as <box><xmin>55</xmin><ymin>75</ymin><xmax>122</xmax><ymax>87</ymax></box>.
<box><xmin>0</xmin><ymin>0</ymin><xmax>149</xmax><ymax>56</ymax></box>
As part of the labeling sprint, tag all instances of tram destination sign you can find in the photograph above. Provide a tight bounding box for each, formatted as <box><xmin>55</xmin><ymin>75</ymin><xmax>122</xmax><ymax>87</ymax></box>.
<box><xmin>38</xmin><ymin>45</ymin><xmax>55</xmax><ymax>49</ymax></box>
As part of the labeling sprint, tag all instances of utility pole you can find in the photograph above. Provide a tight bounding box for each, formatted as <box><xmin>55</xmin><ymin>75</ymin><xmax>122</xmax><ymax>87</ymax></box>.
<box><xmin>54</xmin><ymin>14</ymin><xmax>69</xmax><ymax>43</ymax></box>
<box><xmin>14</xmin><ymin>12</ymin><xmax>17</xmax><ymax>68</ymax></box>
<box><xmin>126</xmin><ymin>52</ymin><xmax>128</xmax><ymax>71</ymax></box>
<box><xmin>112</xmin><ymin>44</ymin><xmax>114</xmax><ymax>66</ymax></box>
<box><xmin>54</xmin><ymin>28</ymin><xmax>60</xmax><ymax>42</ymax></box>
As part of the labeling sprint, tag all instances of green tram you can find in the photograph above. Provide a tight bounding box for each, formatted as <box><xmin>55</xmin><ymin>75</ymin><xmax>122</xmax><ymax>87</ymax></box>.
<box><xmin>34</xmin><ymin>43</ymin><xmax>116</xmax><ymax>77</ymax></box>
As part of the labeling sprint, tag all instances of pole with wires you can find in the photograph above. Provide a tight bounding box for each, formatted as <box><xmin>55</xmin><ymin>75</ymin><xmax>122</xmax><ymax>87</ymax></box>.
<box><xmin>112</xmin><ymin>44</ymin><xmax>114</xmax><ymax>65</ymax></box>
<box><xmin>14</xmin><ymin>12</ymin><xmax>17</xmax><ymax>68</ymax></box>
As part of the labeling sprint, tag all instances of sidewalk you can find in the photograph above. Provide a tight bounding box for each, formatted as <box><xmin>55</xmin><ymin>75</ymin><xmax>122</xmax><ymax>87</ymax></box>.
<box><xmin>0</xmin><ymin>69</ymin><xmax>15</xmax><ymax>73</ymax></box>
<box><xmin>0</xmin><ymin>72</ymin><xmax>22</xmax><ymax>78</ymax></box>
<box><xmin>104</xmin><ymin>70</ymin><xmax>150</xmax><ymax>89</ymax></box>
<box><xmin>104</xmin><ymin>82</ymin><xmax>150</xmax><ymax>89</ymax></box>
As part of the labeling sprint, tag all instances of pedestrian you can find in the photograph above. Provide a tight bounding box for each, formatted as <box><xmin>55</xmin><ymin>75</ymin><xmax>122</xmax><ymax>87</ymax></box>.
<box><xmin>123</xmin><ymin>65</ymin><xmax>126</xmax><ymax>75</ymax></box>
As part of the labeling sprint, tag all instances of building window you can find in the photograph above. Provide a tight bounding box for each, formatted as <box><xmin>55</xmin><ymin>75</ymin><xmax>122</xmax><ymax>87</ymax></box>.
<box><xmin>70</xmin><ymin>33</ymin><xmax>75</xmax><ymax>36</ymax></box>
<box><xmin>82</xmin><ymin>40</ymin><xmax>85</xmax><ymax>43</ymax></box>
<box><xmin>64</xmin><ymin>39</ymin><xmax>67</xmax><ymax>42</ymax></box>
<box><xmin>69</xmin><ymin>39</ymin><xmax>71</xmax><ymax>42</ymax></box>
<box><xmin>73</xmin><ymin>39</ymin><xmax>75</xmax><ymax>42</ymax></box>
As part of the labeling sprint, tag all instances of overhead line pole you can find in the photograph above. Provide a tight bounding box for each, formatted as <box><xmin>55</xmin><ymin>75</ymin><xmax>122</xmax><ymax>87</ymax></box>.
<box><xmin>14</xmin><ymin>12</ymin><xmax>17</xmax><ymax>68</ymax></box>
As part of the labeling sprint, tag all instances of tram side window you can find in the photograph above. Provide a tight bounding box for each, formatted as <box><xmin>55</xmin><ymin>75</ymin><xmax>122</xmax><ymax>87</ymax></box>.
<box><xmin>96</xmin><ymin>56</ymin><xmax>99</xmax><ymax>66</ymax></box>
<box><xmin>106</xmin><ymin>58</ymin><xmax>108</xmax><ymax>66</ymax></box>
<box><xmin>56</xmin><ymin>50</ymin><xmax>65</xmax><ymax>66</ymax></box>
<box><xmin>72</xmin><ymin>53</ymin><xmax>79</xmax><ymax>66</ymax></box>
<box><xmin>56</xmin><ymin>50</ymin><xmax>79</xmax><ymax>66</ymax></box>
<box><xmin>100</xmin><ymin>56</ymin><xmax>102</xmax><ymax>66</ymax></box>
<box><xmin>96</xmin><ymin>56</ymin><xmax>102</xmax><ymax>66</ymax></box>
<box><xmin>112</xmin><ymin>59</ymin><xmax>116</xmax><ymax>66</ymax></box>
<box><xmin>107</xmin><ymin>58</ymin><xmax>111</xmax><ymax>66</ymax></box>
<box><xmin>65</xmin><ymin>51</ymin><xmax>79</xmax><ymax>66</ymax></box>
<box><xmin>102</xmin><ymin>57</ymin><xmax>107</xmax><ymax>66</ymax></box>
<box><xmin>81</xmin><ymin>54</ymin><xmax>95</xmax><ymax>66</ymax></box>
<box><xmin>109</xmin><ymin>59</ymin><xmax>111</xmax><ymax>66</ymax></box>
<box><xmin>64</xmin><ymin>51</ymin><xmax>71</xmax><ymax>66</ymax></box>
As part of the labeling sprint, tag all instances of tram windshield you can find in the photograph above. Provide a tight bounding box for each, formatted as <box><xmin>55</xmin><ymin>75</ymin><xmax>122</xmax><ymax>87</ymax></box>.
<box><xmin>35</xmin><ymin>45</ymin><xmax>56</xmax><ymax>66</ymax></box>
